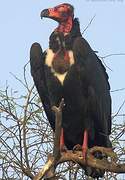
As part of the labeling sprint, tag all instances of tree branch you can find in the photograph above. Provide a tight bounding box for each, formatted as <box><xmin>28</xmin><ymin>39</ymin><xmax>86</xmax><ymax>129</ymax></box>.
<box><xmin>52</xmin><ymin>98</ymin><xmax>65</xmax><ymax>163</ymax></box>
<box><xmin>58</xmin><ymin>149</ymin><xmax>125</xmax><ymax>173</ymax></box>
<box><xmin>82</xmin><ymin>14</ymin><xmax>96</xmax><ymax>34</ymax></box>
<box><xmin>33</xmin><ymin>154</ymin><xmax>54</xmax><ymax>180</ymax></box>
<box><xmin>33</xmin><ymin>99</ymin><xmax>125</xmax><ymax>180</ymax></box>
<box><xmin>33</xmin><ymin>99</ymin><xmax>65</xmax><ymax>180</ymax></box>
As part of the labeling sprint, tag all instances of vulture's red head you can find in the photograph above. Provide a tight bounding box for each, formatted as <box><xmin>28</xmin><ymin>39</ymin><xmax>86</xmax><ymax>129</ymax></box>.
<box><xmin>41</xmin><ymin>3</ymin><xmax>74</xmax><ymax>33</ymax></box>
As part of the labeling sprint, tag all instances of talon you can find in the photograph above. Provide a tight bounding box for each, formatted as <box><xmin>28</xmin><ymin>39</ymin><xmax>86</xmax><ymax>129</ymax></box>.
<box><xmin>73</xmin><ymin>144</ymin><xmax>82</xmax><ymax>152</ymax></box>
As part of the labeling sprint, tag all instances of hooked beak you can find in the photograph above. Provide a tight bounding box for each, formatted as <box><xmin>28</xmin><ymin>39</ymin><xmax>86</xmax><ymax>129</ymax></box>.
<box><xmin>40</xmin><ymin>8</ymin><xmax>60</xmax><ymax>22</ymax></box>
<box><xmin>40</xmin><ymin>9</ymin><xmax>49</xmax><ymax>19</ymax></box>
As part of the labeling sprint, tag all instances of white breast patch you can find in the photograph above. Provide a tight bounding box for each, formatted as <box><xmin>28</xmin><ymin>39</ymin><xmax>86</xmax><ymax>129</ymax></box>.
<box><xmin>68</xmin><ymin>50</ymin><xmax>75</xmax><ymax>66</ymax></box>
<box><xmin>45</xmin><ymin>49</ymin><xmax>75</xmax><ymax>85</ymax></box>
<box><xmin>54</xmin><ymin>72</ymin><xmax>67</xmax><ymax>85</ymax></box>
<box><xmin>45</xmin><ymin>49</ymin><xmax>55</xmax><ymax>67</ymax></box>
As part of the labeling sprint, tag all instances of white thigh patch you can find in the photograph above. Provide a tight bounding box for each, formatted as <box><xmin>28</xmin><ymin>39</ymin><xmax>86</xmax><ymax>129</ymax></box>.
<box><xmin>54</xmin><ymin>72</ymin><xmax>67</xmax><ymax>85</ymax></box>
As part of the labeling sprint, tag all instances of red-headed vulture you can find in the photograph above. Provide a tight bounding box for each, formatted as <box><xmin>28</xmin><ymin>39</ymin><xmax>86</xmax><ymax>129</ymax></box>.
<box><xmin>30</xmin><ymin>3</ymin><xmax>112</xmax><ymax>178</ymax></box>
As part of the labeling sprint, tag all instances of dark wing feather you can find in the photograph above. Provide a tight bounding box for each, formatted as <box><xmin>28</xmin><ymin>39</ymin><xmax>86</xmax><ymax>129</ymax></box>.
<box><xmin>73</xmin><ymin>37</ymin><xmax>111</xmax><ymax>138</ymax></box>
<box><xmin>30</xmin><ymin>43</ymin><xmax>55</xmax><ymax>131</ymax></box>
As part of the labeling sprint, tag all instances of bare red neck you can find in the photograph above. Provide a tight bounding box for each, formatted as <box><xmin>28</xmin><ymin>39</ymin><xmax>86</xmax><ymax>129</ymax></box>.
<box><xmin>55</xmin><ymin>16</ymin><xmax>73</xmax><ymax>34</ymax></box>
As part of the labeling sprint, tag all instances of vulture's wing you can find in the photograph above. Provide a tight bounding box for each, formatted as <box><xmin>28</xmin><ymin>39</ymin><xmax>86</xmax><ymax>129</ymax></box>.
<box><xmin>73</xmin><ymin>37</ymin><xmax>111</xmax><ymax>138</ymax></box>
<box><xmin>30</xmin><ymin>43</ymin><xmax>55</xmax><ymax>130</ymax></box>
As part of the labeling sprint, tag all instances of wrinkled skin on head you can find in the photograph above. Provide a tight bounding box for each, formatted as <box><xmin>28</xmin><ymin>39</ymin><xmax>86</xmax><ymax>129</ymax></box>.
<box><xmin>41</xmin><ymin>3</ymin><xmax>74</xmax><ymax>22</ymax></box>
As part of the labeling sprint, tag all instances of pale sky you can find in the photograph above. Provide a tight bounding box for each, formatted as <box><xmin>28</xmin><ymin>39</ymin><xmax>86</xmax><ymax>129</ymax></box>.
<box><xmin>0</xmin><ymin>0</ymin><xmax>125</xmax><ymax>114</ymax></box>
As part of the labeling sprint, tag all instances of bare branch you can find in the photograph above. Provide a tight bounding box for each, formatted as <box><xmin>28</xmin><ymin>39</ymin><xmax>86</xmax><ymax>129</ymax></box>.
<box><xmin>33</xmin><ymin>146</ymin><xmax>125</xmax><ymax>180</ymax></box>
<box><xmin>112</xmin><ymin>99</ymin><xmax>125</xmax><ymax>119</ymax></box>
<box><xmin>100</xmin><ymin>53</ymin><xmax>125</xmax><ymax>59</ymax></box>
<box><xmin>52</xmin><ymin>98</ymin><xmax>65</xmax><ymax>162</ymax></box>
<box><xmin>82</xmin><ymin>14</ymin><xmax>96</xmax><ymax>34</ymax></box>
<box><xmin>33</xmin><ymin>155</ymin><xmax>54</xmax><ymax>180</ymax></box>
<box><xmin>58</xmin><ymin>149</ymin><xmax>125</xmax><ymax>173</ymax></box>
<box><xmin>111</xmin><ymin>88</ymin><xmax>125</xmax><ymax>93</ymax></box>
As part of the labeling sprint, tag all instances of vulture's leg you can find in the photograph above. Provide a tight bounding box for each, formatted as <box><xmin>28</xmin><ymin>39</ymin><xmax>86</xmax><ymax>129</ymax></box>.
<box><xmin>82</xmin><ymin>129</ymin><xmax>88</xmax><ymax>160</ymax></box>
<box><xmin>60</xmin><ymin>128</ymin><xmax>67</xmax><ymax>151</ymax></box>
<box><xmin>60</xmin><ymin>128</ymin><xmax>64</xmax><ymax>149</ymax></box>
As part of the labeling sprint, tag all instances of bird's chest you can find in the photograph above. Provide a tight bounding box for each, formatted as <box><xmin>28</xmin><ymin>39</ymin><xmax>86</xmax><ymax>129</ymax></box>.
<box><xmin>45</xmin><ymin>49</ymin><xmax>75</xmax><ymax>85</ymax></box>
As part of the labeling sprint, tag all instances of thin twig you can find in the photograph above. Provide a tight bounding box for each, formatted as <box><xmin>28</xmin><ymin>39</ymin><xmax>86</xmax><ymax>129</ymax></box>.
<box><xmin>23</xmin><ymin>61</ymin><xmax>30</xmax><ymax>92</ymax></box>
<box><xmin>82</xmin><ymin>14</ymin><xmax>96</xmax><ymax>34</ymax></box>
<box><xmin>100</xmin><ymin>53</ymin><xmax>125</xmax><ymax>59</ymax></box>
<box><xmin>111</xmin><ymin>88</ymin><xmax>125</xmax><ymax>93</ymax></box>
<box><xmin>112</xmin><ymin>99</ymin><xmax>125</xmax><ymax>119</ymax></box>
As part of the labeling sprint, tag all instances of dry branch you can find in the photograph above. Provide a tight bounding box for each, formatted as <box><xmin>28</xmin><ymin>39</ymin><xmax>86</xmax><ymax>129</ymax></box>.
<box><xmin>33</xmin><ymin>155</ymin><xmax>54</xmax><ymax>180</ymax></box>
<box><xmin>33</xmin><ymin>99</ymin><xmax>125</xmax><ymax>180</ymax></box>
<box><xmin>58</xmin><ymin>149</ymin><xmax>125</xmax><ymax>173</ymax></box>
<box><xmin>33</xmin><ymin>146</ymin><xmax>125</xmax><ymax>180</ymax></box>
<box><xmin>52</xmin><ymin>98</ymin><xmax>65</xmax><ymax>163</ymax></box>
<box><xmin>33</xmin><ymin>99</ymin><xmax>65</xmax><ymax>180</ymax></box>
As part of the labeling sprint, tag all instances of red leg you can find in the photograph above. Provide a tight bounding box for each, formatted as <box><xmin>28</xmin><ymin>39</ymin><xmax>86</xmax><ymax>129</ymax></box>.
<box><xmin>82</xmin><ymin>129</ymin><xmax>88</xmax><ymax>161</ymax></box>
<box><xmin>60</xmin><ymin>128</ymin><xmax>67</xmax><ymax>152</ymax></box>
<box><xmin>60</xmin><ymin>128</ymin><xmax>64</xmax><ymax>150</ymax></box>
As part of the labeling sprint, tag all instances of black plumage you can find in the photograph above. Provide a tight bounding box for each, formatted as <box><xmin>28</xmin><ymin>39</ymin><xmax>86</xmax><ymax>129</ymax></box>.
<box><xmin>30</xmin><ymin>3</ymin><xmax>112</xmax><ymax>178</ymax></box>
